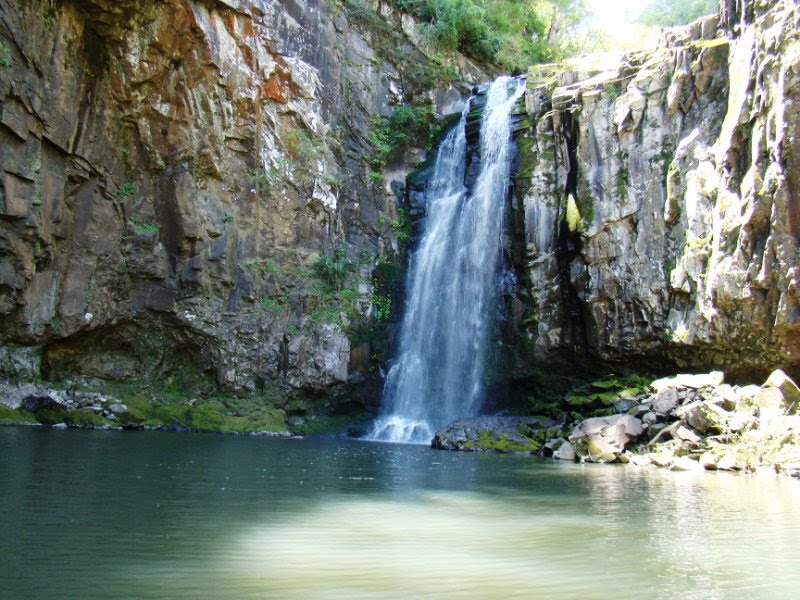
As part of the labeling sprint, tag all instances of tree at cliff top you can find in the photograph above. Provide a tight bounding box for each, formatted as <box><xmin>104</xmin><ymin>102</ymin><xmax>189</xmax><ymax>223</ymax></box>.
<box><xmin>392</xmin><ymin>0</ymin><xmax>590</xmax><ymax>73</ymax></box>
<box><xmin>637</xmin><ymin>0</ymin><xmax>718</xmax><ymax>26</ymax></box>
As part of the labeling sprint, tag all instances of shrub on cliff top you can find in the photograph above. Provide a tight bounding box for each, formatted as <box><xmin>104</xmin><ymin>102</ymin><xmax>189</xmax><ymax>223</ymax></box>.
<box><xmin>391</xmin><ymin>0</ymin><xmax>589</xmax><ymax>72</ymax></box>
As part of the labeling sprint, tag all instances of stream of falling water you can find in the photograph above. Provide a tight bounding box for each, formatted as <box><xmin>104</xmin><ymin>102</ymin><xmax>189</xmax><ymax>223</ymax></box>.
<box><xmin>370</xmin><ymin>76</ymin><xmax>526</xmax><ymax>444</ymax></box>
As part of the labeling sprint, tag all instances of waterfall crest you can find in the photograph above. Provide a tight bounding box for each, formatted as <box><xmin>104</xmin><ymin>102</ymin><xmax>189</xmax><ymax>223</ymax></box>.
<box><xmin>370</xmin><ymin>76</ymin><xmax>526</xmax><ymax>444</ymax></box>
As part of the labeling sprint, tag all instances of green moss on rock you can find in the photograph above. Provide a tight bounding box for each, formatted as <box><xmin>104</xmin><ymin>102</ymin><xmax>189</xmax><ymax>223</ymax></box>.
<box><xmin>0</xmin><ymin>405</ymin><xmax>38</xmax><ymax>424</ymax></box>
<box><xmin>464</xmin><ymin>430</ymin><xmax>541</xmax><ymax>453</ymax></box>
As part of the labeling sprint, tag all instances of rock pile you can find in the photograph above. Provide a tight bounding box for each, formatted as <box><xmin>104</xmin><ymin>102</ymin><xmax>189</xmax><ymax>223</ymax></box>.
<box><xmin>0</xmin><ymin>380</ymin><xmax>128</xmax><ymax>428</ymax></box>
<box><xmin>432</xmin><ymin>370</ymin><xmax>800</xmax><ymax>478</ymax></box>
<box><xmin>561</xmin><ymin>370</ymin><xmax>800</xmax><ymax>477</ymax></box>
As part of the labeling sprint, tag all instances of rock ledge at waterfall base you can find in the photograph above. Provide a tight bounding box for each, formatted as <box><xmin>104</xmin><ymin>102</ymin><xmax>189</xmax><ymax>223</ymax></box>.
<box><xmin>433</xmin><ymin>369</ymin><xmax>800</xmax><ymax>478</ymax></box>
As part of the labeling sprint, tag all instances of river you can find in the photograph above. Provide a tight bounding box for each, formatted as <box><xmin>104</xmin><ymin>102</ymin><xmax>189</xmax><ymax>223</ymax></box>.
<box><xmin>1</xmin><ymin>427</ymin><xmax>799</xmax><ymax>598</ymax></box>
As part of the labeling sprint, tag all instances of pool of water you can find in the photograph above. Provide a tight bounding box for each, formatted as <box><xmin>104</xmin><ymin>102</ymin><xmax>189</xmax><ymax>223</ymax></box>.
<box><xmin>1</xmin><ymin>427</ymin><xmax>799</xmax><ymax>598</ymax></box>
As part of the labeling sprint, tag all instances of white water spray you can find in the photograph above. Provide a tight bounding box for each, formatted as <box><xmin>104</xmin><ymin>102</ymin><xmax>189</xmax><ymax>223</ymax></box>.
<box><xmin>370</xmin><ymin>76</ymin><xmax>526</xmax><ymax>444</ymax></box>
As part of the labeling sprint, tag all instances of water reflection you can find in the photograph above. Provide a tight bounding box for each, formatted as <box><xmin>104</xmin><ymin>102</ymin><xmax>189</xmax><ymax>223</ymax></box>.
<box><xmin>1</xmin><ymin>429</ymin><xmax>799</xmax><ymax>599</ymax></box>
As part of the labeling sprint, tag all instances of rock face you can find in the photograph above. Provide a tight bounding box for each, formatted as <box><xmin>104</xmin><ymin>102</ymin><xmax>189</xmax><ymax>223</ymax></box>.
<box><xmin>512</xmin><ymin>0</ymin><xmax>800</xmax><ymax>383</ymax></box>
<box><xmin>0</xmin><ymin>0</ymin><xmax>480</xmax><ymax>419</ymax></box>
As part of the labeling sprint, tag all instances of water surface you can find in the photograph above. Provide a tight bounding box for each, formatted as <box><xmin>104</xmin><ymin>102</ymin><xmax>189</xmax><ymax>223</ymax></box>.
<box><xmin>1</xmin><ymin>428</ymin><xmax>798</xmax><ymax>598</ymax></box>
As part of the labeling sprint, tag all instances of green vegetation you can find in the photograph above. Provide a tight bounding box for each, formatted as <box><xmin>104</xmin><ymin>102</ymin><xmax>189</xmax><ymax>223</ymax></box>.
<box><xmin>117</xmin><ymin>397</ymin><xmax>288</xmax><ymax>434</ymax></box>
<box><xmin>116</xmin><ymin>183</ymin><xmax>136</xmax><ymax>201</ymax></box>
<box><xmin>367</xmin><ymin>104</ymin><xmax>437</xmax><ymax>178</ymax></box>
<box><xmin>247</xmin><ymin>167</ymin><xmax>271</xmax><ymax>195</ymax></box>
<box><xmin>222</xmin><ymin>214</ymin><xmax>234</xmax><ymax>224</ymax></box>
<box><xmin>464</xmin><ymin>429</ymin><xmax>541</xmax><ymax>453</ymax></box>
<box><xmin>372</xmin><ymin>293</ymin><xmax>391</xmax><ymax>322</ymax></box>
<box><xmin>565</xmin><ymin>194</ymin><xmax>582</xmax><ymax>232</ymax></box>
<box><xmin>377</xmin><ymin>207</ymin><xmax>412</xmax><ymax>244</ymax></box>
<box><xmin>527</xmin><ymin>374</ymin><xmax>653</xmax><ymax>418</ymax></box>
<box><xmin>0</xmin><ymin>42</ymin><xmax>10</xmax><ymax>68</ymax></box>
<box><xmin>0</xmin><ymin>405</ymin><xmax>37</xmax><ymax>425</ymax></box>
<box><xmin>563</xmin><ymin>374</ymin><xmax>653</xmax><ymax>415</ymax></box>
<box><xmin>313</xmin><ymin>247</ymin><xmax>355</xmax><ymax>292</ymax></box>
<box><xmin>390</xmin><ymin>0</ymin><xmax>589</xmax><ymax>73</ymax></box>
<box><xmin>66</xmin><ymin>409</ymin><xmax>110</xmax><ymax>428</ymax></box>
<box><xmin>129</xmin><ymin>218</ymin><xmax>158</xmax><ymax>234</ymax></box>
<box><xmin>637</xmin><ymin>0</ymin><xmax>717</xmax><ymax>27</ymax></box>
<box><xmin>260</xmin><ymin>295</ymin><xmax>289</xmax><ymax>312</ymax></box>
<box><xmin>246</xmin><ymin>260</ymin><xmax>281</xmax><ymax>273</ymax></box>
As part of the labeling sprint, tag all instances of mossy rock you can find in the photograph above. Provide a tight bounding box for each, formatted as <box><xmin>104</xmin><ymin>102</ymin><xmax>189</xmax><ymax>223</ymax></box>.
<box><xmin>464</xmin><ymin>430</ymin><xmax>541</xmax><ymax>453</ymax></box>
<box><xmin>0</xmin><ymin>405</ymin><xmax>38</xmax><ymax>425</ymax></box>
<box><xmin>65</xmin><ymin>409</ymin><xmax>111</xmax><ymax>428</ymax></box>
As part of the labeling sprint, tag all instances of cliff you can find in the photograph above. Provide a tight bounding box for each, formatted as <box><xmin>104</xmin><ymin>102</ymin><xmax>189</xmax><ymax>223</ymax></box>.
<box><xmin>0</xmin><ymin>0</ymin><xmax>480</xmax><ymax>427</ymax></box>
<box><xmin>511</xmin><ymin>0</ymin><xmax>800</xmax><ymax>390</ymax></box>
<box><xmin>1</xmin><ymin>0</ymin><xmax>799</xmax><ymax>432</ymax></box>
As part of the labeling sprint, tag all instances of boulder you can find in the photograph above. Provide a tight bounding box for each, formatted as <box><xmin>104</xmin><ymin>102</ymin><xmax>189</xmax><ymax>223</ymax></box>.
<box><xmin>649</xmin><ymin>449</ymin><xmax>676</xmax><ymax>468</ymax></box>
<box><xmin>728</xmin><ymin>411</ymin><xmax>756</xmax><ymax>432</ymax></box>
<box><xmin>432</xmin><ymin>416</ymin><xmax>554</xmax><ymax>453</ymax></box>
<box><xmin>671</xmin><ymin>456</ymin><xmax>702</xmax><ymax>471</ymax></box>
<box><xmin>676</xmin><ymin>401</ymin><xmax>729</xmax><ymax>433</ymax></box>
<box><xmin>652</xmin><ymin>387</ymin><xmax>680</xmax><ymax>415</ymax></box>
<box><xmin>627</xmin><ymin>454</ymin><xmax>652</xmax><ymax>467</ymax></box>
<box><xmin>21</xmin><ymin>393</ymin><xmax>66</xmax><ymax>413</ymax></box>
<box><xmin>710</xmin><ymin>384</ymin><xmax>739</xmax><ymax>411</ymax></box>
<box><xmin>650</xmin><ymin>372</ymin><xmax>724</xmax><ymax>395</ymax></box>
<box><xmin>716</xmin><ymin>452</ymin><xmax>743</xmax><ymax>471</ymax></box>
<box><xmin>553</xmin><ymin>441</ymin><xmax>576</xmax><ymax>461</ymax></box>
<box><xmin>642</xmin><ymin>411</ymin><xmax>659</xmax><ymax>426</ymax></box>
<box><xmin>763</xmin><ymin>370</ymin><xmax>800</xmax><ymax>411</ymax></box>
<box><xmin>569</xmin><ymin>414</ymin><xmax>644</xmax><ymax>462</ymax></box>
<box><xmin>675</xmin><ymin>425</ymin><xmax>702</xmax><ymax>443</ymax></box>
<box><xmin>753</xmin><ymin>387</ymin><xmax>788</xmax><ymax>417</ymax></box>
<box><xmin>699</xmin><ymin>452</ymin><xmax>719</xmax><ymax>470</ymax></box>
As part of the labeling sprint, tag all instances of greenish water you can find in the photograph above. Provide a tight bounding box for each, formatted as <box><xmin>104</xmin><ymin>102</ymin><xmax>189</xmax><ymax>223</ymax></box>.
<box><xmin>1</xmin><ymin>428</ymin><xmax>799</xmax><ymax>599</ymax></box>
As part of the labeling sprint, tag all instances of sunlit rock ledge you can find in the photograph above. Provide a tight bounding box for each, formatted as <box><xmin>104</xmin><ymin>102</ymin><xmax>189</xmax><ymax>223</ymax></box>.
<box><xmin>434</xmin><ymin>369</ymin><xmax>800</xmax><ymax>478</ymax></box>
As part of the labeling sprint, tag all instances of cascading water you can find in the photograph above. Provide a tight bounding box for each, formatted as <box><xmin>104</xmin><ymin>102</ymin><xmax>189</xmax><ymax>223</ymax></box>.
<box><xmin>370</xmin><ymin>76</ymin><xmax>526</xmax><ymax>444</ymax></box>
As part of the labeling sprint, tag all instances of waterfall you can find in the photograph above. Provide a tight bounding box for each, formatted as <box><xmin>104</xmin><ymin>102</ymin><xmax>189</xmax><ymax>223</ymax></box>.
<box><xmin>369</xmin><ymin>76</ymin><xmax>527</xmax><ymax>444</ymax></box>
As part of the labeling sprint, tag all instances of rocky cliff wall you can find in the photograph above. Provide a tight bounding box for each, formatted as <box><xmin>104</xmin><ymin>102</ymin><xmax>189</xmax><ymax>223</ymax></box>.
<box><xmin>512</xmin><ymin>0</ymin><xmax>800</xmax><ymax>388</ymax></box>
<box><xmin>0</xmin><ymin>0</ymin><xmax>478</xmax><ymax>421</ymax></box>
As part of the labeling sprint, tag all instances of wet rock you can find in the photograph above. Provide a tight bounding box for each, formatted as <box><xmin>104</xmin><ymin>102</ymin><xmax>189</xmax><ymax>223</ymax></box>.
<box><xmin>627</xmin><ymin>454</ymin><xmax>652</xmax><ymax>467</ymax></box>
<box><xmin>569</xmin><ymin>414</ymin><xmax>644</xmax><ymax>462</ymax></box>
<box><xmin>671</xmin><ymin>456</ymin><xmax>702</xmax><ymax>471</ymax></box>
<box><xmin>432</xmin><ymin>416</ymin><xmax>554</xmax><ymax>453</ymax></box>
<box><xmin>21</xmin><ymin>393</ymin><xmax>65</xmax><ymax>413</ymax></box>
<box><xmin>699</xmin><ymin>452</ymin><xmax>719</xmax><ymax>470</ymax></box>
<box><xmin>553</xmin><ymin>441</ymin><xmax>576</xmax><ymax>461</ymax></box>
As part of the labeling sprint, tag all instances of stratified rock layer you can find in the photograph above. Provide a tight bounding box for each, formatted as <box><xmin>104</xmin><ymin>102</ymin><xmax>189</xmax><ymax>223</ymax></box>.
<box><xmin>0</xmin><ymin>0</ymin><xmax>476</xmax><ymax>419</ymax></box>
<box><xmin>513</xmin><ymin>1</ymin><xmax>800</xmax><ymax>382</ymax></box>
